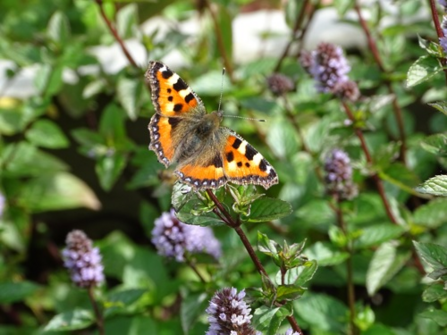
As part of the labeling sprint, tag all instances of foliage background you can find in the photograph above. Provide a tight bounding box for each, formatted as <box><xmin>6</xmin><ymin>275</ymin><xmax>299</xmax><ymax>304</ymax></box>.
<box><xmin>1</xmin><ymin>0</ymin><xmax>447</xmax><ymax>334</ymax></box>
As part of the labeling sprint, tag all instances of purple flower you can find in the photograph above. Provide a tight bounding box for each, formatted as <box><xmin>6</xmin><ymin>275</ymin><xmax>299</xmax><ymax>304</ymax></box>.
<box><xmin>324</xmin><ymin>149</ymin><xmax>358</xmax><ymax>201</ymax></box>
<box><xmin>279</xmin><ymin>330</ymin><xmax>301</xmax><ymax>335</ymax></box>
<box><xmin>333</xmin><ymin>80</ymin><xmax>360</xmax><ymax>101</ymax></box>
<box><xmin>151</xmin><ymin>209</ymin><xmax>221</xmax><ymax>262</ymax></box>
<box><xmin>0</xmin><ymin>192</ymin><xmax>5</xmax><ymax>218</ymax></box>
<box><xmin>62</xmin><ymin>230</ymin><xmax>105</xmax><ymax>288</ymax></box>
<box><xmin>205</xmin><ymin>288</ymin><xmax>260</xmax><ymax>335</ymax></box>
<box><xmin>440</xmin><ymin>17</ymin><xmax>447</xmax><ymax>54</ymax></box>
<box><xmin>439</xmin><ymin>0</ymin><xmax>447</xmax><ymax>8</ymax></box>
<box><xmin>267</xmin><ymin>73</ymin><xmax>294</xmax><ymax>96</ymax></box>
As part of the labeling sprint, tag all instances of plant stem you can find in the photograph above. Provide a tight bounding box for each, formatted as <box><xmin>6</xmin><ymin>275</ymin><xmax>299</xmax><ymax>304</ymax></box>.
<box><xmin>88</xmin><ymin>286</ymin><xmax>105</xmax><ymax>335</ymax></box>
<box><xmin>428</xmin><ymin>0</ymin><xmax>447</xmax><ymax>83</ymax></box>
<box><xmin>203</xmin><ymin>0</ymin><xmax>235</xmax><ymax>83</ymax></box>
<box><xmin>341</xmin><ymin>101</ymin><xmax>398</xmax><ymax>224</ymax></box>
<box><xmin>186</xmin><ymin>257</ymin><xmax>207</xmax><ymax>283</ymax></box>
<box><xmin>335</xmin><ymin>200</ymin><xmax>357</xmax><ymax>335</ymax></box>
<box><xmin>96</xmin><ymin>0</ymin><xmax>139</xmax><ymax>69</ymax></box>
<box><xmin>354</xmin><ymin>2</ymin><xmax>407</xmax><ymax>164</ymax></box>
<box><xmin>205</xmin><ymin>189</ymin><xmax>303</xmax><ymax>334</ymax></box>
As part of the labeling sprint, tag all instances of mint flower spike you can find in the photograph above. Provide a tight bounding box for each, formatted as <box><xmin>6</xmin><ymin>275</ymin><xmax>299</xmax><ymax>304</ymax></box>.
<box><xmin>151</xmin><ymin>209</ymin><xmax>221</xmax><ymax>262</ymax></box>
<box><xmin>62</xmin><ymin>230</ymin><xmax>105</xmax><ymax>288</ymax></box>
<box><xmin>324</xmin><ymin>149</ymin><xmax>358</xmax><ymax>201</ymax></box>
<box><xmin>440</xmin><ymin>17</ymin><xmax>447</xmax><ymax>54</ymax></box>
<box><xmin>267</xmin><ymin>73</ymin><xmax>294</xmax><ymax>96</ymax></box>
<box><xmin>205</xmin><ymin>288</ymin><xmax>261</xmax><ymax>335</ymax></box>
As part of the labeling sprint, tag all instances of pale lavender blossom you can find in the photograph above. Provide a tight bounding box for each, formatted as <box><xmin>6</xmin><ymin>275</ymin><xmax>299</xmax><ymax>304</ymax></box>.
<box><xmin>440</xmin><ymin>17</ymin><xmax>447</xmax><ymax>54</ymax></box>
<box><xmin>281</xmin><ymin>329</ymin><xmax>301</xmax><ymax>335</ymax></box>
<box><xmin>439</xmin><ymin>0</ymin><xmax>447</xmax><ymax>8</ymax></box>
<box><xmin>324</xmin><ymin>149</ymin><xmax>358</xmax><ymax>201</ymax></box>
<box><xmin>151</xmin><ymin>209</ymin><xmax>221</xmax><ymax>262</ymax></box>
<box><xmin>206</xmin><ymin>288</ymin><xmax>260</xmax><ymax>335</ymax></box>
<box><xmin>62</xmin><ymin>230</ymin><xmax>104</xmax><ymax>288</ymax></box>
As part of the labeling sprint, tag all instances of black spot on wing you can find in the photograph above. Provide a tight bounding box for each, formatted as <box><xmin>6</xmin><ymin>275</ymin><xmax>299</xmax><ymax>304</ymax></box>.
<box><xmin>226</xmin><ymin>151</ymin><xmax>234</xmax><ymax>162</ymax></box>
<box><xmin>245</xmin><ymin>145</ymin><xmax>257</xmax><ymax>160</ymax></box>
<box><xmin>162</xmin><ymin>68</ymin><xmax>173</xmax><ymax>79</ymax></box>
<box><xmin>173</xmin><ymin>78</ymin><xmax>188</xmax><ymax>92</ymax></box>
<box><xmin>168</xmin><ymin>117</ymin><xmax>182</xmax><ymax>130</ymax></box>
<box><xmin>168</xmin><ymin>96</ymin><xmax>173</xmax><ymax>101</ymax></box>
<box><xmin>232</xmin><ymin>138</ymin><xmax>242</xmax><ymax>149</ymax></box>
<box><xmin>259</xmin><ymin>159</ymin><xmax>267</xmax><ymax>172</ymax></box>
<box><xmin>237</xmin><ymin>162</ymin><xmax>242</xmax><ymax>167</ymax></box>
<box><xmin>212</xmin><ymin>154</ymin><xmax>223</xmax><ymax>168</ymax></box>
<box><xmin>185</xmin><ymin>93</ymin><xmax>195</xmax><ymax>103</ymax></box>
<box><xmin>173</xmin><ymin>103</ymin><xmax>183</xmax><ymax>112</ymax></box>
<box><xmin>167</xmin><ymin>88</ymin><xmax>172</xmax><ymax>93</ymax></box>
<box><xmin>245</xmin><ymin>162</ymin><xmax>250</xmax><ymax>167</ymax></box>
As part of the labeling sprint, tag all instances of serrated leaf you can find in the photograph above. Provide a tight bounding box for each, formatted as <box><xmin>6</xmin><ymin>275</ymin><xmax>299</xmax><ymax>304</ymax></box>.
<box><xmin>104</xmin><ymin>288</ymin><xmax>147</xmax><ymax>318</ymax></box>
<box><xmin>276</xmin><ymin>284</ymin><xmax>305</xmax><ymax>301</ymax></box>
<box><xmin>96</xmin><ymin>153</ymin><xmax>127</xmax><ymax>191</ymax></box>
<box><xmin>422</xmin><ymin>284</ymin><xmax>447</xmax><ymax>302</ymax></box>
<box><xmin>180</xmin><ymin>293</ymin><xmax>208</xmax><ymax>334</ymax></box>
<box><xmin>44</xmin><ymin>309</ymin><xmax>95</xmax><ymax>331</ymax></box>
<box><xmin>305</xmin><ymin>242</ymin><xmax>348</xmax><ymax>266</ymax></box>
<box><xmin>407</xmin><ymin>55</ymin><xmax>442</xmax><ymax>87</ymax></box>
<box><xmin>419</xmin><ymin>309</ymin><xmax>447</xmax><ymax>327</ymax></box>
<box><xmin>25</xmin><ymin>119</ymin><xmax>69</xmax><ymax>149</ymax></box>
<box><xmin>354</xmin><ymin>225</ymin><xmax>405</xmax><ymax>249</ymax></box>
<box><xmin>293</xmin><ymin>260</ymin><xmax>318</xmax><ymax>286</ymax></box>
<box><xmin>413</xmin><ymin>241</ymin><xmax>447</xmax><ymax>271</ymax></box>
<box><xmin>416</xmin><ymin>175</ymin><xmax>447</xmax><ymax>196</ymax></box>
<box><xmin>428</xmin><ymin>101</ymin><xmax>447</xmax><ymax>116</ymax></box>
<box><xmin>252</xmin><ymin>305</ymin><xmax>292</xmax><ymax>335</ymax></box>
<box><xmin>257</xmin><ymin>231</ymin><xmax>279</xmax><ymax>257</ymax></box>
<box><xmin>175</xmin><ymin>197</ymin><xmax>224</xmax><ymax>226</ymax></box>
<box><xmin>420</xmin><ymin>134</ymin><xmax>447</xmax><ymax>156</ymax></box>
<box><xmin>413</xmin><ymin>199</ymin><xmax>447</xmax><ymax>228</ymax></box>
<box><xmin>245</xmin><ymin>197</ymin><xmax>292</xmax><ymax>222</ymax></box>
<box><xmin>47</xmin><ymin>11</ymin><xmax>70</xmax><ymax>45</ymax></box>
<box><xmin>0</xmin><ymin>281</ymin><xmax>40</xmax><ymax>304</ymax></box>
<box><xmin>366</xmin><ymin>243</ymin><xmax>410</xmax><ymax>295</ymax></box>
<box><xmin>117</xmin><ymin>77</ymin><xmax>142</xmax><ymax>121</ymax></box>
<box><xmin>19</xmin><ymin>172</ymin><xmax>101</xmax><ymax>211</ymax></box>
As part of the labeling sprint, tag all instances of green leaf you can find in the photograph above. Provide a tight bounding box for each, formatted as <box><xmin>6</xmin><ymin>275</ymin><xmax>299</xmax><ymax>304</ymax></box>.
<box><xmin>47</xmin><ymin>11</ymin><xmax>70</xmax><ymax>45</ymax></box>
<box><xmin>246</xmin><ymin>197</ymin><xmax>292</xmax><ymax>222</ymax></box>
<box><xmin>104</xmin><ymin>288</ymin><xmax>147</xmax><ymax>317</ymax></box>
<box><xmin>117</xmin><ymin>77</ymin><xmax>143</xmax><ymax>121</ymax></box>
<box><xmin>292</xmin><ymin>260</ymin><xmax>318</xmax><ymax>286</ymax></box>
<box><xmin>366</xmin><ymin>243</ymin><xmax>410</xmax><ymax>295</ymax></box>
<box><xmin>428</xmin><ymin>101</ymin><xmax>447</xmax><ymax>116</ymax></box>
<box><xmin>413</xmin><ymin>199</ymin><xmax>447</xmax><ymax>228</ymax></box>
<box><xmin>362</xmin><ymin>324</ymin><xmax>397</xmax><ymax>335</ymax></box>
<box><xmin>420</xmin><ymin>134</ymin><xmax>447</xmax><ymax>156</ymax></box>
<box><xmin>25</xmin><ymin>119</ymin><xmax>69</xmax><ymax>149</ymax></box>
<box><xmin>34</xmin><ymin>64</ymin><xmax>63</xmax><ymax>97</ymax></box>
<box><xmin>103</xmin><ymin>316</ymin><xmax>159</xmax><ymax>335</ymax></box>
<box><xmin>0</xmin><ymin>281</ymin><xmax>40</xmax><ymax>304</ymax></box>
<box><xmin>96</xmin><ymin>153</ymin><xmax>127</xmax><ymax>191</ymax></box>
<box><xmin>257</xmin><ymin>231</ymin><xmax>279</xmax><ymax>257</ymax></box>
<box><xmin>413</xmin><ymin>241</ymin><xmax>447</xmax><ymax>271</ymax></box>
<box><xmin>18</xmin><ymin>172</ymin><xmax>101</xmax><ymax>211</ymax></box>
<box><xmin>305</xmin><ymin>242</ymin><xmax>349</xmax><ymax>266</ymax></box>
<box><xmin>407</xmin><ymin>55</ymin><xmax>442</xmax><ymax>87</ymax></box>
<box><xmin>419</xmin><ymin>309</ymin><xmax>447</xmax><ymax>327</ymax></box>
<box><xmin>44</xmin><ymin>309</ymin><xmax>95</xmax><ymax>331</ymax></box>
<box><xmin>334</xmin><ymin>0</ymin><xmax>354</xmax><ymax>15</ymax></box>
<box><xmin>175</xmin><ymin>197</ymin><xmax>224</xmax><ymax>226</ymax></box>
<box><xmin>99</xmin><ymin>104</ymin><xmax>127</xmax><ymax>145</ymax></box>
<box><xmin>0</xmin><ymin>107</ymin><xmax>23</xmax><ymax>135</ymax></box>
<box><xmin>276</xmin><ymin>284</ymin><xmax>305</xmax><ymax>301</ymax></box>
<box><xmin>295</xmin><ymin>293</ymin><xmax>348</xmax><ymax>332</ymax></box>
<box><xmin>180</xmin><ymin>293</ymin><xmax>208</xmax><ymax>334</ymax></box>
<box><xmin>354</xmin><ymin>225</ymin><xmax>405</xmax><ymax>249</ymax></box>
<box><xmin>116</xmin><ymin>4</ymin><xmax>138</xmax><ymax>39</ymax></box>
<box><xmin>265</xmin><ymin>118</ymin><xmax>298</xmax><ymax>159</ymax></box>
<box><xmin>252</xmin><ymin>305</ymin><xmax>292</xmax><ymax>335</ymax></box>
<box><xmin>422</xmin><ymin>284</ymin><xmax>447</xmax><ymax>303</ymax></box>
<box><xmin>416</xmin><ymin>175</ymin><xmax>447</xmax><ymax>196</ymax></box>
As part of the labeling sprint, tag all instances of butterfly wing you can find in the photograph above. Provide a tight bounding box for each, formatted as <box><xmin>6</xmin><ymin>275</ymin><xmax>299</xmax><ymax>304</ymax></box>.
<box><xmin>146</xmin><ymin>61</ymin><xmax>205</xmax><ymax>166</ymax></box>
<box><xmin>174</xmin><ymin>129</ymin><xmax>278</xmax><ymax>190</ymax></box>
<box><xmin>222</xmin><ymin>131</ymin><xmax>278</xmax><ymax>189</ymax></box>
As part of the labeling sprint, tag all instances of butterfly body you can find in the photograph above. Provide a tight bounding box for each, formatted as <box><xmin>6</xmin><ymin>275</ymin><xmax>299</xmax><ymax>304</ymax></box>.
<box><xmin>146</xmin><ymin>61</ymin><xmax>278</xmax><ymax>190</ymax></box>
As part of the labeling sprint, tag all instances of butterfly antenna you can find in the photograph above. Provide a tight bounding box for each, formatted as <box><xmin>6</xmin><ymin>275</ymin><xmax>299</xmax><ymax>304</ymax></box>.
<box><xmin>217</xmin><ymin>67</ymin><xmax>225</xmax><ymax>113</ymax></box>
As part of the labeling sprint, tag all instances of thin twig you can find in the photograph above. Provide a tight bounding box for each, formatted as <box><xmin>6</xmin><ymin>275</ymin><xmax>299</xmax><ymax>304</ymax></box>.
<box><xmin>341</xmin><ymin>101</ymin><xmax>398</xmax><ymax>224</ymax></box>
<box><xmin>186</xmin><ymin>258</ymin><xmax>207</xmax><ymax>283</ymax></box>
<box><xmin>203</xmin><ymin>0</ymin><xmax>235</xmax><ymax>83</ymax></box>
<box><xmin>88</xmin><ymin>286</ymin><xmax>105</xmax><ymax>335</ymax></box>
<box><xmin>354</xmin><ymin>2</ymin><xmax>407</xmax><ymax>164</ymax></box>
<box><xmin>96</xmin><ymin>0</ymin><xmax>139</xmax><ymax>69</ymax></box>
<box><xmin>335</xmin><ymin>200</ymin><xmax>357</xmax><ymax>335</ymax></box>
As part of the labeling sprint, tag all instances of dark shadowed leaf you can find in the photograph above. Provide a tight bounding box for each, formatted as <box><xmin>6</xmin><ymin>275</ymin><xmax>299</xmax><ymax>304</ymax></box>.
<box><xmin>422</xmin><ymin>284</ymin><xmax>447</xmax><ymax>303</ymax></box>
<box><xmin>419</xmin><ymin>309</ymin><xmax>447</xmax><ymax>327</ymax></box>
<box><xmin>96</xmin><ymin>153</ymin><xmax>127</xmax><ymax>191</ymax></box>
<box><xmin>25</xmin><ymin>120</ymin><xmax>69</xmax><ymax>149</ymax></box>
<box><xmin>413</xmin><ymin>241</ymin><xmax>447</xmax><ymax>271</ymax></box>
<box><xmin>180</xmin><ymin>292</ymin><xmax>208</xmax><ymax>334</ymax></box>
<box><xmin>0</xmin><ymin>281</ymin><xmax>40</xmax><ymax>304</ymax></box>
<box><xmin>420</xmin><ymin>134</ymin><xmax>447</xmax><ymax>156</ymax></box>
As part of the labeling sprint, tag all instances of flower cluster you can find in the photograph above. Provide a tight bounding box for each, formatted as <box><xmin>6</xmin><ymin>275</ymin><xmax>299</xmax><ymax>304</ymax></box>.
<box><xmin>281</xmin><ymin>330</ymin><xmax>300</xmax><ymax>335</ymax></box>
<box><xmin>62</xmin><ymin>230</ymin><xmax>105</xmax><ymax>288</ymax></box>
<box><xmin>205</xmin><ymin>288</ymin><xmax>260</xmax><ymax>335</ymax></box>
<box><xmin>300</xmin><ymin>42</ymin><xmax>359</xmax><ymax>101</ymax></box>
<box><xmin>267</xmin><ymin>73</ymin><xmax>294</xmax><ymax>96</ymax></box>
<box><xmin>440</xmin><ymin>16</ymin><xmax>447</xmax><ymax>54</ymax></box>
<box><xmin>324</xmin><ymin>149</ymin><xmax>358</xmax><ymax>201</ymax></box>
<box><xmin>151</xmin><ymin>209</ymin><xmax>221</xmax><ymax>262</ymax></box>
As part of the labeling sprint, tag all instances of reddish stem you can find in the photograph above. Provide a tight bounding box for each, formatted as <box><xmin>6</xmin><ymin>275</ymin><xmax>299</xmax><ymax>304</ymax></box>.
<box><xmin>428</xmin><ymin>0</ymin><xmax>447</xmax><ymax>83</ymax></box>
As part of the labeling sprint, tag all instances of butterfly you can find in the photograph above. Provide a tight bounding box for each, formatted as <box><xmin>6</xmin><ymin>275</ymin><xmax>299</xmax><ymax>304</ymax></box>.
<box><xmin>145</xmin><ymin>61</ymin><xmax>278</xmax><ymax>190</ymax></box>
